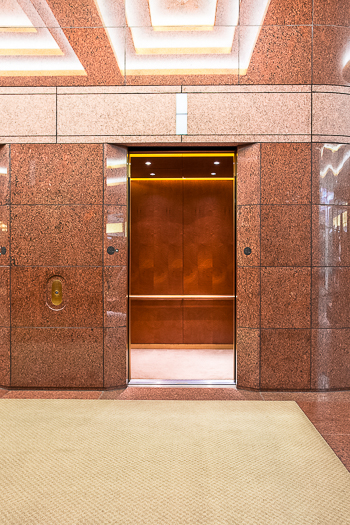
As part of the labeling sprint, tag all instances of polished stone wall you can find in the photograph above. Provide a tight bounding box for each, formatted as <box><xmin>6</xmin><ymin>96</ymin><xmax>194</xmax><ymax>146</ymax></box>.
<box><xmin>237</xmin><ymin>142</ymin><xmax>350</xmax><ymax>390</ymax></box>
<box><xmin>0</xmin><ymin>144</ymin><xmax>127</xmax><ymax>389</ymax></box>
<box><xmin>1</xmin><ymin>0</ymin><xmax>350</xmax><ymax>390</ymax></box>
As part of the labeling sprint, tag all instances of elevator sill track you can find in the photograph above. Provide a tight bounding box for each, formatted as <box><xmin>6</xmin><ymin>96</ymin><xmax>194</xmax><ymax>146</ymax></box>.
<box><xmin>128</xmin><ymin>380</ymin><xmax>236</xmax><ymax>388</ymax></box>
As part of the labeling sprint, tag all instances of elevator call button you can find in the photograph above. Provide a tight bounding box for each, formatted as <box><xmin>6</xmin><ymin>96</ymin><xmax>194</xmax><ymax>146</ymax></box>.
<box><xmin>107</xmin><ymin>246</ymin><xmax>119</xmax><ymax>255</ymax></box>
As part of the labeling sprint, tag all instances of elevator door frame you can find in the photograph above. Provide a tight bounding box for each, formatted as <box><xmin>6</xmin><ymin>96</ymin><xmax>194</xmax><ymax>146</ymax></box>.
<box><xmin>127</xmin><ymin>151</ymin><xmax>237</xmax><ymax>386</ymax></box>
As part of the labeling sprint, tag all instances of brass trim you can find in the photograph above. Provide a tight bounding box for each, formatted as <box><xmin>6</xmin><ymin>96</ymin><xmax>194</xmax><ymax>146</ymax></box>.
<box><xmin>128</xmin><ymin>150</ymin><xmax>237</xmax><ymax>383</ymax></box>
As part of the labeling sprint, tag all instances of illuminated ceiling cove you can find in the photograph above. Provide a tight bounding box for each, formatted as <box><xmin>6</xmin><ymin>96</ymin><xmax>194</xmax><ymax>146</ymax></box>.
<box><xmin>96</xmin><ymin>0</ymin><xmax>271</xmax><ymax>75</ymax></box>
<box><xmin>0</xmin><ymin>0</ymin><xmax>85</xmax><ymax>76</ymax></box>
<box><xmin>0</xmin><ymin>0</ymin><xmax>272</xmax><ymax>77</ymax></box>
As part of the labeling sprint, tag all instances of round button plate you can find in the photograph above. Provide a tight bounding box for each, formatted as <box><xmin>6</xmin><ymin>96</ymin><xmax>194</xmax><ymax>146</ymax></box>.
<box><xmin>107</xmin><ymin>246</ymin><xmax>119</xmax><ymax>255</ymax></box>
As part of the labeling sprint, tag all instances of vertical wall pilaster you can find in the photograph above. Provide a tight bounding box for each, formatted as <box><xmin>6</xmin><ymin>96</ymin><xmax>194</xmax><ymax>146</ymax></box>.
<box><xmin>103</xmin><ymin>145</ymin><xmax>128</xmax><ymax>388</ymax></box>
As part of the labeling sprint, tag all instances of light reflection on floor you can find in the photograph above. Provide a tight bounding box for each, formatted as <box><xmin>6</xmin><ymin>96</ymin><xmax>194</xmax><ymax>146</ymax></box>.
<box><xmin>130</xmin><ymin>348</ymin><xmax>234</xmax><ymax>380</ymax></box>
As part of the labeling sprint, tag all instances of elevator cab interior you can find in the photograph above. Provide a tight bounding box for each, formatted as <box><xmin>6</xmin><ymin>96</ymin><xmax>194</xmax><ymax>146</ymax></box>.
<box><xmin>129</xmin><ymin>152</ymin><xmax>236</xmax><ymax>384</ymax></box>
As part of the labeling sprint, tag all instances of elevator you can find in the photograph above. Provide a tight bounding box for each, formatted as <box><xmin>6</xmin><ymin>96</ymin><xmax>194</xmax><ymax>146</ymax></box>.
<box><xmin>129</xmin><ymin>152</ymin><xmax>236</xmax><ymax>384</ymax></box>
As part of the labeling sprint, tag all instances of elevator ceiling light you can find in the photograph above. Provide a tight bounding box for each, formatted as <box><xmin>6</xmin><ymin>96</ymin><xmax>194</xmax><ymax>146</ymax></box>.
<box><xmin>150</xmin><ymin>173</ymin><xmax>156</xmax><ymax>176</ymax></box>
<box><xmin>145</xmin><ymin>161</ymin><xmax>152</xmax><ymax>165</ymax></box>
<box><xmin>214</xmin><ymin>161</ymin><xmax>220</xmax><ymax>165</ymax></box>
<box><xmin>211</xmin><ymin>172</ymin><xmax>216</xmax><ymax>176</ymax></box>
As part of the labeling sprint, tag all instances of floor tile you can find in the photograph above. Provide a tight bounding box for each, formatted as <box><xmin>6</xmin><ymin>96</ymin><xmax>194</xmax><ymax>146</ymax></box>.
<box><xmin>321</xmin><ymin>434</ymin><xmax>350</xmax><ymax>471</ymax></box>
<box><xmin>2</xmin><ymin>390</ymin><xmax>102</xmax><ymax>399</ymax></box>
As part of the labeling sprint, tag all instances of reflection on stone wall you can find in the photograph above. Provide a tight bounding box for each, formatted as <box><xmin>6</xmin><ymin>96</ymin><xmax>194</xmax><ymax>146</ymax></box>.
<box><xmin>312</xmin><ymin>143</ymin><xmax>350</xmax><ymax>390</ymax></box>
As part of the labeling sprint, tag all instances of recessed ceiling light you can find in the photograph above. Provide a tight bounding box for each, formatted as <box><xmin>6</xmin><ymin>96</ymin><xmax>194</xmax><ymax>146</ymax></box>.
<box><xmin>145</xmin><ymin>161</ymin><xmax>151</xmax><ymax>165</ymax></box>
<box><xmin>211</xmin><ymin>172</ymin><xmax>216</xmax><ymax>176</ymax></box>
<box><xmin>214</xmin><ymin>161</ymin><xmax>220</xmax><ymax>165</ymax></box>
<box><xmin>150</xmin><ymin>173</ymin><xmax>155</xmax><ymax>176</ymax></box>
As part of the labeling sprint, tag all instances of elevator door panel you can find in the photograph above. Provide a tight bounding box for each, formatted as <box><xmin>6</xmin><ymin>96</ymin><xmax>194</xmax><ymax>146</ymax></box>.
<box><xmin>183</xmin><ymin>180</ymin><xmax>234</xmax><ymax>296</ymax></box>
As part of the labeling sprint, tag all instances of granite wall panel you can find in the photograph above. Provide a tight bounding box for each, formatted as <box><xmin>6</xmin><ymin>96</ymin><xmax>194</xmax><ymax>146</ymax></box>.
<box><xmin>311</xmin><ymin>143</ymin><xmax>350</xmax><ymax>390</ymax></box>
<box><xmin>103</xmin><ymin>145</ymin><xmax>128</xmax><ymax>384</ymax></box>
<box><xmin>236</xmin><ymin>205</ymin><xmax>260</xmax><ymax>267</ymax></box>
<box><xmin>187</xmin><ymin>92</ymin><xmax>311</xmax><ymax>136</ymax></box>
<box><xmin>240</xmin><ymin>25</ymin><xmax>312</xmax><ymax>85</ymax></box>
<box><xmin>45</xmin><ymin>0</ymin><xmax>109</xmax><ymax>27</ymax></box>
<box><xmin>0</xmin><ymin>95</ymin><xmax>56</xmax><ymax>137</ymax></box>
<box><xmin>11</xmin><ymin>267</ymin><xmax>103</xmax><ymax>328</ymax></box>
<box><xmin>104</xmin><ymin>266</ymin><xmax>127</xmax><ymax>328</ymax></box>
<box><xmin>312</xmin><ymin>268</ymin><xmax>350</xmax><ymax>329</ymax></box>
<box><xmin>10</xmin><ymin>327</ymin><xmax>104</xmax><ymax>388</ymax></box>
<box><xmin>236</xmin><ymin>142</ymin><xmax>314</xmax><ymax>390</ymax></box>
<box><xmin>313</xmin><ymin>26</ymin><xmax>350</xmax><ymax>87</ymax></box>
<box><xmin>5</xmin><ymin>143</ymin><xmax>128</xmax><ymax>389</ymax></box>
<box><xmin>260</xmin><ymin>329</ymin><xmax>311</xmax><ymax>390</ymax></box>
<box><xmin>57</xmin><ymin>94</ymin><xmax>176</xmax><ymax>137</ymax></box>
<box><xmin>104</xmin><ymin>327</ymin><xmax>127</xmax><ymax>388</ymax></box>
<box><xmin>313</xmin><ymin>0</ymin><xmax>350</xmax><ymax>26</ymax></box>
<box><xmin>260</xmin><ymin>205</ymin><xmax>311</xmax><ymax>267</ymax></box>
<box><xmin>11</xmin><ymin>204</ymin><xmax>103</xmax><ymax>267</ymax></box>
<box><xmin>0</xmin><ymin>328</ymin><xmax>10</xmax><ymax>388</ymax></box>
<box><xmin>312</xmin><ymin>143</ymin><xmax>350</xmax><ymax>206</ymax></box>
<box><xmin>236</xmin><ymin>267</ymin><xmax>260</xmax><ymax>329</ymax></box>
<box><xmin>0</xmin><ymin>206</ymin><xmax>10</xmax><ymax>267</ymax></box>
<box><xmin>313</xmin><ymin>93</ymin><xmax>350</xmax><ymax>138</ymax></box>
<box><xmin>236</xmin><ymin>143</ymin><xmax>260</xmax><ymax>206</ymax></box>
<box><xmin>104</xmin><ymin>206</ymin><xmax>128</xmax><ymax>267</ymax></box>
<box><xmin>311</xmin><ymin>329</ymin><xmax>350</xmax><ymax>390</ymax></box>
<box><xmin>263</xmin><ymin>0</ymin><xmax>312</xmax><ymax>25</ymax></box>
<box><xmin>261</xmin><ymin>267</ymin><xmax>311</xmax><ymax>329</ymax></box>
<box><xmin>236</xmin><ymin>144</ymin><xmax>261</xmax><ymax>389</ymax></box>
<box><xmin>0</xmin><ymin>146</ymin><xmax>10</xmax><ymax>388</ymax></box>
<box><xmin>104</xmin><ymin>144</ymin><xmax>128</xmax><ymax>206</ymax></box>
<box><xmin>236</xmin><ymin>328</ymin><xmax>260</xmax><ymax>390</ymax></box>
<box><xmin>260</xmin><ymin>143</ymin><xmax>311</xmax><ymax>205</ymax></box>
<box><xmin>0</xmin><ymin>267</ymin><xmax>10</xmax><ymax>327</ymax></box>
<box><xmin>312</xmin><ymin>205</ymin><xmax>350</xmax><ymax>267</ymax></box>
<box><xmin>0</xmin><ymin>145</ymin><xmax>10</xmax><ymax>205</ymax></box>
<box><xmin>10</xmin><ymin>144</ymin><xmax>104</xmax><ymax>205</ymax></box>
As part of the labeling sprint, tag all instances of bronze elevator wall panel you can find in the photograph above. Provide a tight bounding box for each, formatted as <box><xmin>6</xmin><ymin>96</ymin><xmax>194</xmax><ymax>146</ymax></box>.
<box><xmin>183</xmin><ymin>180</ymin><xmax>234</xmax><ymax>296</ymax></box>
<box><xmin>130</xmin><ymin>180</ymin><xmax>183</xmax><ymax>295</ymax></box>
<box><xmin>130</xmin><ymin>300</ymin><xmax>183</xmax><ymax>345</ymax></box>
<box><xmin>131</xmin><ymin>300</ymin><xmax>233</xmax><ymax>345</ymax></box>
<box><xmin>130</xmin><ymin>156</ymin><xmax>235</xmax><ymax>348</ymax></box>
<box><xmin>183</xmin><ymin>300</ymin><xmax>234</xmax><ymax>345</ymax></box>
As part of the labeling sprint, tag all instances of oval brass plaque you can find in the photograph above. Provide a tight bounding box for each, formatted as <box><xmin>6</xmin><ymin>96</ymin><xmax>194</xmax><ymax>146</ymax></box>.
<box><xmin>51</xmin><ymin>279</ymin><xmax>63</xmax><ymax>306</ymax></box>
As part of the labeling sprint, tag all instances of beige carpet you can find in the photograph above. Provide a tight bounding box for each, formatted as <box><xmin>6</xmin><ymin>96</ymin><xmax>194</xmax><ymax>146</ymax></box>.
<box><xmin>0</xmin><ymin>400</ymin><xmax>349</xmax><ymax>525</ymax></box>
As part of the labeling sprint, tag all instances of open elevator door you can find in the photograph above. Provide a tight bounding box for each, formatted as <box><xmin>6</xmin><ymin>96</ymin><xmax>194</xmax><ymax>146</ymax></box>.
<box><xmin>129</xmin><ymin>152</ymin><xmax>236</xmax><ymax>384</ymax></box>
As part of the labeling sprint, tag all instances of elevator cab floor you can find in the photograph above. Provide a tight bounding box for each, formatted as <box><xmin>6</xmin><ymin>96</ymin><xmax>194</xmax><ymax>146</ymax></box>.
<box><xmin>129</xmin><ymin>152</ymin><xmax>236</xmax><ymax>382</ymax></box>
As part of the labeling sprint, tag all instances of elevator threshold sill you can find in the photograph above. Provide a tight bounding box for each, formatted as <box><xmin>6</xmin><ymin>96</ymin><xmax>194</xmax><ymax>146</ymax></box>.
<box><xmin>128</xmin><ymin>379</ymin><xmax>236</xmax><ymax>387</ymax></box>
<box><xmin>130</xmin><ymin>295</ymin><xmax>235</xmax><ymax>300</ymax></box>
